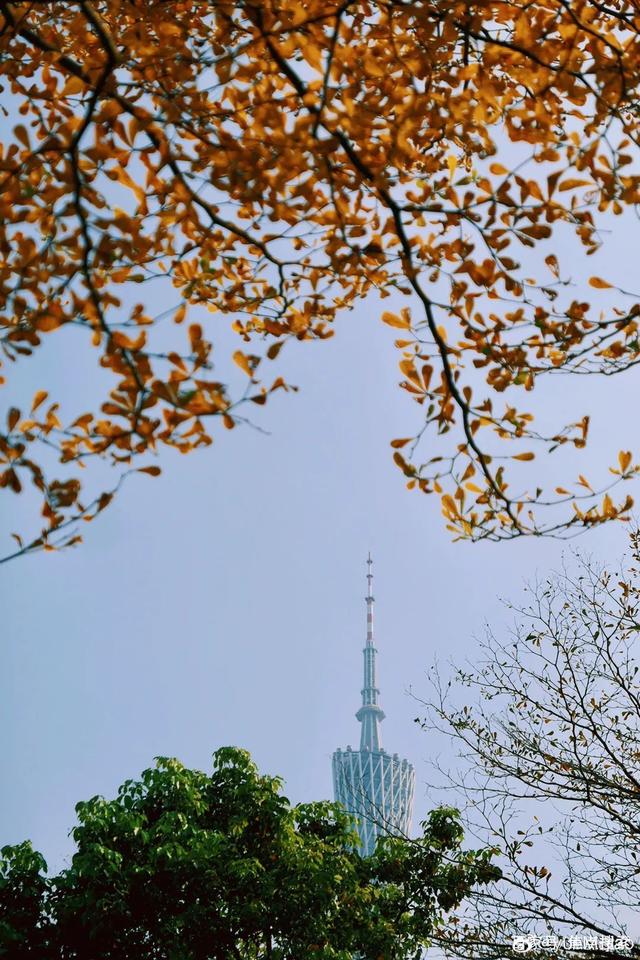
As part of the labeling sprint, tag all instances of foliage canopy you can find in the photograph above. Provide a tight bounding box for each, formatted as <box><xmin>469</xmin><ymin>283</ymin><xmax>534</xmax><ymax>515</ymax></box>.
<box><xmin>2</xmin><ymin>0</ymin><xmax>640</xmax><ymax>558</ymax></box>
<box><xmin>0</xmin><ymin>746</ymin><xmax>499</xmax><ymax>959</ymax></box>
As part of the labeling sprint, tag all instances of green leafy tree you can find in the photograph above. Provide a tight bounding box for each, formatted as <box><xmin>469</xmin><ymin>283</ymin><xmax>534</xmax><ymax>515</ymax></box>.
<box><xmin>0</xmin><ymin>842</ymin><xmax>49</xmax><ymax>957</ymax></box>
<box><xmin>0</xmin><ymin>747</ymin><xmax>499</xmax><ymax>959</ymax></box>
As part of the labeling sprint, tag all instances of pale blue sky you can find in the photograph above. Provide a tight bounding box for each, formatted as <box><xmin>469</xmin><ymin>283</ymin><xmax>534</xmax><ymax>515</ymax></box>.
<box><xmin>5</xmin><ymin>0</ymin><xmax>640</xmax><ymax>881</ymax></box>
<box><xmin>2</xmin><ymin>269</ymin><xmax>637</xmax><ymax>871</ymax></box>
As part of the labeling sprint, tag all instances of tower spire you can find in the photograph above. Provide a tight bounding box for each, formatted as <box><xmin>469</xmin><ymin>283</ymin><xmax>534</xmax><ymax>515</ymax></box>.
<box><xmin>332</xmin><ymin>554</ymin><xmax>416</xmax><ymax>856</ymax></box>
<box><xmin>356</xmin><ymin>553</ymin><xmax>385</xmax><ymax>750</ymax></box>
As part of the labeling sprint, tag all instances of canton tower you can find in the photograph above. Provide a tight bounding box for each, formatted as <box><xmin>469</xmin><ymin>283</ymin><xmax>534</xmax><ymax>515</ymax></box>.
<box><xmin>332</xmin><ymin>556</ymin><xmax>415</xmax><ymax>857</ymax></box>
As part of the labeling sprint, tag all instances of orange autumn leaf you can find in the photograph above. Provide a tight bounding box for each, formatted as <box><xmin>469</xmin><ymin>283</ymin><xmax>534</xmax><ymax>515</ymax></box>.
<box><xmin>233</xmin><ymin>351</ymin><xmax>253</xmax><ymax>377</ymax></box>
<box><xmin>618</xmin><ymin>451</ymin><xmax>632</xmax><ymax>473</ymax></box>
<box><xmin>382</xmin><ymin>311</ymin><xmax>411</xmax><ymax>330</ymax></box>
<box><xmin>31</xmin><ymin>391</ymin><xmax>48</xmax><ymax>413</ymax></box>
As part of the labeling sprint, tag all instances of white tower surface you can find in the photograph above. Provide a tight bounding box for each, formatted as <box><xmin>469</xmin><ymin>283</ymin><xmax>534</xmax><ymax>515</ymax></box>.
<box><xmin>332</xmin><ymin>556</ymin><xmax>415</xmax><ymax>857</ymax></box>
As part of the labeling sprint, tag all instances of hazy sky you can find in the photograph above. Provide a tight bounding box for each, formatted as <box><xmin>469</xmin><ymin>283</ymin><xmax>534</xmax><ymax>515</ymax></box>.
<box><xmin>2</xmin><ymin>250</ymin><xmax>638</xmax><ymax>873</ymax></box>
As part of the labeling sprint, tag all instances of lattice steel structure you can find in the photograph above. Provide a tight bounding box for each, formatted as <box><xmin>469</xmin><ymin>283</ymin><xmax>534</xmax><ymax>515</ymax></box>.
<box><xmin>332</xmin><ymin>557</ymin><xmax>415</xmax><ymax>857</ymax></box>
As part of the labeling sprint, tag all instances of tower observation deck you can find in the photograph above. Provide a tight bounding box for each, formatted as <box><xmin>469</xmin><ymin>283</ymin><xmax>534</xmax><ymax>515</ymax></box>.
<box><xmin>332</xmin><ymin>556</ymin><xmax>415</xmax><ymax>857</ymax></box>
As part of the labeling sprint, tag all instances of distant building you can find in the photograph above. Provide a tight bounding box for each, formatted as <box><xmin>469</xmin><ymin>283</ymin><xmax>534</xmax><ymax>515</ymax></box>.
<box><xmin>332</xmin><ymin>556</ymin><xmax>415</xmax><ymax>857</ymax></box>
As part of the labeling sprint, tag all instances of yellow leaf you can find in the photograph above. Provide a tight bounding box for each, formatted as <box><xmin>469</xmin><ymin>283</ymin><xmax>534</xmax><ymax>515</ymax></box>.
<box><xmin>441</xmin><ymin>493</ymin><xmax>458</xmax><ymax>516</ymax></box>
<box><xmin>545</xmin><ymin>254</ymin><xmax>560</xmax><ymax>277</ymax></box>
<box><xmin>233</xmin><ymin>351</ymin><xmax>252</xmax><ymax>376</ymax></box>
<box><xmin>489</xmin><ymin>163</ymin><xmax>508</xmax><ymax>176</ymax></box>
<box><xmin>96</xmin><ymin>492</ymin><xmax>113</xmax><ymax>513</ymax></box>
<box><xmin>14</xmin><ymin>124</ymin><xmax>29</xmax><ymax>148</ymax></box>
<box><xmin>618</xmin><ymin>450</ymin><xmax>632</xmax><ymax>473</ymax></box>
<box><xmin>514</xmin><ymin>452</ymin><xmax>535</xmax><ymax>461</ymax></box>
<box><xmin>64</xmin><ymin>76</ymin><xmax>85</xmax><ymax>95</ymax></box>
<box><xmin>447</xmin><ymin>155</ymin><xmax>457</xmax><ymax>179</ymax></box>
<box><xmin>157</xmin><ymin>21</ymin><xmax>182</xmax><ymax>39</ymax></box>
<box><xmin>399</xmin><ymin>359</ymin><xmax>420</xmax><ymax>383</ymax></box>
<box><xmin>391</xmin><ymin>438</ymin><xmax>411</xmax><ymax>448</ymax></box>
<box><xmin>36</xmin><ymin>314</ymin><xmax>63</xmax><ymax>332</ymax></box>
<box><xmin>7</xmin><ymin>407</ymin><xmax>20</xmax><ymax>431</ymax></box>
<box><xmin>589</xmin><ymin>277</ymin><xmax>612</xmax><ymax>289</ymax></box>
<box><xmin>558</xmin><ymin>179</ymin><xmax>591</xmax><ymax>191</ymax></box>
<box><xmin>382</xmin><ymin>311</ymin><xmax>410</xmax><ymax>329</ymax></box>
<box><xmin>72</xmin><ymin>413</ymin><xmax>93</xmax><ymax>429</ymax></box>
<box><xmin>31</xmin><ymin>390</ymin><xmax>48</xmax><ymax>413</ymax></box>
<box><xmin>116</xmin><ymin>165</ymin><xmax>145</xmax><ymax>202</ymax></box>
<box><xmin>267</xmin><ymin>341</ymin><xmax>284</xmax><ymax>360</ymax></box>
